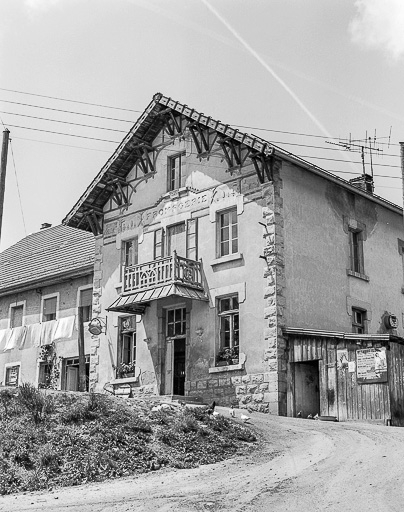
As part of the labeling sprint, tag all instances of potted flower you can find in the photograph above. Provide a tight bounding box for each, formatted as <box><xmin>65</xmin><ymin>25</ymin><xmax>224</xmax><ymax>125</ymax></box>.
<box><xmin>113</xmin><ymin>361</ymin><xmax>137</xmax><ymax>379</ymax></box>
<box><xmin>216</xmin><ymin>346</ymin><xmax>239</xmax><ymax>366</ymax></box>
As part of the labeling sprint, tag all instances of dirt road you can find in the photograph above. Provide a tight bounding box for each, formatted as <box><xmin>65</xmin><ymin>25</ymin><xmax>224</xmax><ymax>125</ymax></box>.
<box><xmin>1</xmin><ymin>407</ymin><xmax>404</xmax><ymax>512</ymax></box>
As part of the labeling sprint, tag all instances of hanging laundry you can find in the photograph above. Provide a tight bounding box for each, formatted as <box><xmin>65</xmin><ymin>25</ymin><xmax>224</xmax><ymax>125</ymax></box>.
<box><xmin>4</xmin><ymin>326</ymin><xmax>27</xmax><ymax>351</ymax></box>
<box><xmin>0</xmin><ymin>328</ymin><xmax>12</xmax><ymax>351</ymax></box>
<box><xmin>53</xmin><ymin>316</ymin><xmax>76</xmax><ymax>341</ymax></box>
<box><xmin>22</xmin><ymin>323</ymin><xmax>42</xmax><ymax>349</ymax></box>
<box><xmin>40</xmin><ymin>320</ymin><xmax>57</xmax><ymax>346</ymax></box>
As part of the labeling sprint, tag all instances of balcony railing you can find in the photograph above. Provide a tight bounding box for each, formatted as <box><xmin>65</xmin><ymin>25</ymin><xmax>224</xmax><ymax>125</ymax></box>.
<box><xmin>123</xmin><ymin>252</ymin><xmax>204</xmax><ymax>294</ymax></box>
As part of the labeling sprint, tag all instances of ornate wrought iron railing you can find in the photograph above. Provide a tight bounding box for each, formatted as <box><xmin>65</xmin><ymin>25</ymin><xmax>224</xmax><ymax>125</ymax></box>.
<box><xmin>123</xmin><ymin>252</ymin><xmax>204</xmax><ymax>293</ymax></box>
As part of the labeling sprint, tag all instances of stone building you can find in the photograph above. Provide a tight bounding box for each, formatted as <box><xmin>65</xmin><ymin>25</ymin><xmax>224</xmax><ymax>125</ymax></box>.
<box><xmin>0</xmin><ymin>224</ymin><xmax>94</xmax><ymax>390</ymax></box>
<box><xmin>63</xmin><ymin>93</ymin><xmax>404</xmax><ymax>420</ymax></box>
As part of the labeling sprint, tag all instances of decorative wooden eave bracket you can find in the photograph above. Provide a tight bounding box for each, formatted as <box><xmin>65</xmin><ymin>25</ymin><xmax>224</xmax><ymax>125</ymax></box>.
<box><xmin>82</xmin><ymin>206</ymin><xmax>103</xmax><ymax>236</ymax></box>
<box><xmin>158</xmin><ymin>109</ymin><xmax>184</xmax><ymax>137</ymax></box>
<box><xmin>218</xmin><ymin>135</ymin><xmax>252</xmax><ymax>172</ymax></box>
<box><xmin>130</xmin><ymin>143</ymin><xmax>155</xmax><ymax>175</ymax></box>
<box><xmin>250</xmin><ymin>149</ymin><xmax>275</xmax><ymax>184</ymax></box>
<box><xmin>105</xmin><ymin>175</ymin><xmax>129</xmax><ymax>208</ymax></box>
<box><xmin>187</xmin><ymin>121</ymin><xmax>218</xmax><ymax>157</ymax></box>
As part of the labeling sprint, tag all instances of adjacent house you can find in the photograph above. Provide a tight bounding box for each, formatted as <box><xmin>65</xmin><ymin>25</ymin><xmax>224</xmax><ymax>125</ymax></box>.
<box><xmin>0</xmin><ymin>224</ymin><xmax>94</xmax><ymax>390</ymax></box>
<box><xmin>63</xmin><ymin>93</ymin><xmax>404</xmax><ymax>424</ymax></box>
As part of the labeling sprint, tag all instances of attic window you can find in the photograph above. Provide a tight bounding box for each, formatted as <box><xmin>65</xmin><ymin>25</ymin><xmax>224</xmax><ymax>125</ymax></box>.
<box><xmin>168</xmin><ymin>153</ymin><xmax>185</xmax><ymax>191</ymax></box>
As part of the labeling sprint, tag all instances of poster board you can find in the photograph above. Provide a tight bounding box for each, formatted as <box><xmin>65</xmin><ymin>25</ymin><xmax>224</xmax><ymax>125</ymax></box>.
<box><xmin>356</xmin><ymin>347</ymin><xmax>387</xmax><ymax>384</ymax></box>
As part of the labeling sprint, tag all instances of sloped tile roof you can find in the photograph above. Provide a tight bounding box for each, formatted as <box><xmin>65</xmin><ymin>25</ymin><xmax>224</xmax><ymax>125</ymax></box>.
<box><xmin>0</xmin><ymin>225</ymin><xmax>95</xmax><ymax>293</ymax></box>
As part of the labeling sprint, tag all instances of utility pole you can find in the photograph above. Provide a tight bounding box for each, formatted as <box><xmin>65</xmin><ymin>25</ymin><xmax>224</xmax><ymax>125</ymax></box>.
<box><xmin>77</xmin><ymin>306</ymin><xmax>87</xmax><ymax>392</ymax></box>
<box><xmin>0</xmin><ymin>129</ymin><xmax>10</xmax><ymax>245</ymax></box>
<box><xmin>400</xmin><ymin>142</ymin><xmax>404</xmax><ymax>229</ymax></box>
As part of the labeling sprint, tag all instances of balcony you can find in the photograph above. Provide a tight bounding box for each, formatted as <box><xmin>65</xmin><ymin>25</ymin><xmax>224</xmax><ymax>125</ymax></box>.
<box><xmin>123</xmin><ymin>252</ymin><xmax>204</xmax><ymax>295</ymax></box>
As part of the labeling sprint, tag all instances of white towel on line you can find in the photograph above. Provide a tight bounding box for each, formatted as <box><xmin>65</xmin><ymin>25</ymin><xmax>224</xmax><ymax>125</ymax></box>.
<box><xmin>4</xmin><ymin>326</ymin><xmax>26</xmax><ymax>351</ymax></box>
<box><xmin>23</xmin><ymin>323</ymin><xmax>42</xmax><ymax>349</ymax></box>
<box><xmin>40</xmin><ymin>320</ymin><xmax>57</xmax><ymax>346</ymax></box>
<box><xmin>53</xmin><ymin>316</ymin><xmax>75</xmax><ymax>340</ymax></box>
<box><xmin>0</xmin><ymin>328</ymin><xmax>12</xmax><ymax>351</ymax></box>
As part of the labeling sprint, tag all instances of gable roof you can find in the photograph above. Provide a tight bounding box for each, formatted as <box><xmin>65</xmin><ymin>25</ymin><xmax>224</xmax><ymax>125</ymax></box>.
<box><xmin>63</xmin><ymin>92</ymin><xmax>402</xmax><ymax>231</ymax></box>
<box><xmin>0</xmin><ymin>225</ymin><xmax>95</xmax><ymax>296</ymax></box>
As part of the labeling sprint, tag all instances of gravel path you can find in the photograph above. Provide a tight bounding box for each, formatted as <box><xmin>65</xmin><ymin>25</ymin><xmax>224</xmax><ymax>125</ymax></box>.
<box><xmin>1</xmin><ymin>407</ymin><xmax>403</xmax><ymax>512</ymax></box>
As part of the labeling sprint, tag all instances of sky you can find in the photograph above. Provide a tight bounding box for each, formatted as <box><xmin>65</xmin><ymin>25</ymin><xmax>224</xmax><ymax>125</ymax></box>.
<box><xmin>1</xmin><ymin>0</ymin><xmax>404</xmax><ymax>251</ymax></box>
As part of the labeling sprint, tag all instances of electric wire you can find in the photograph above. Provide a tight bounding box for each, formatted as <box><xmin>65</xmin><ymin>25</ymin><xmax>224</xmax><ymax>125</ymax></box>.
<box><xmin>0</xmin><ymin>111</ymin><xmax>128</xmax><ymax>133</ymax></box>
<box><xmin>4</xmin><ymin>124</ymin><xmax>120</xmax><ymax>144</ymax></box>
<box><xmin>0</xmin><ymin>87</ymin><xmax>142</xmax><ymax>113</ymax></box>
<box><xmin>0</xmin><ymin>99</ymin><xmax>134</xmax><ymax>123</ymax></box>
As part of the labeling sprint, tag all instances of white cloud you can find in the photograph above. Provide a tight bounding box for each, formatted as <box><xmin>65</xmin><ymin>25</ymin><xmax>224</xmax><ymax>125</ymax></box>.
<box><xmin>350</xmin><ymin>0</ymin><xmax>404</xmax><ymax>60</ymax></box>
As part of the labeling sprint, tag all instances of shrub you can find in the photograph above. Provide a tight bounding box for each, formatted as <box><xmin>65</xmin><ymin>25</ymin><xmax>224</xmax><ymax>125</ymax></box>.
<box><xmin>17</xmin><ymin>383</ymin><xmax>49</xmax><ymax>424</ymax></box>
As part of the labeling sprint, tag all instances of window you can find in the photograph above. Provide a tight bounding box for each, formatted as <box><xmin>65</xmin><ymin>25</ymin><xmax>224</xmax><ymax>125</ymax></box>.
<box><xmin>154</xmin><ymin>228</ymin><xmax>164</xmax><ymax>259</ymax></box>
<box><xmin>38</xmin><ymin>363</ymin><xmax>52</xmax><ymax>388</ymax></box>
<box><xmin>349</xmin><ymin>230</ymin><xmax>364</xmax><ymax>274</ymax></box>
<box><xmin>217</xmin><ymin>295</ymin><xmax>239</xmax><ymax>365</ymax></box>
<box><xmin>5</xmin><ymin>365</ymin><xmax>20</xmax><ymax>387</ymax></box>
<box><xmin>352</xmin><ymin>308</ymin><xmax>366</xmax><ymax>334</ymax></box>
<box><xmin>10</xmin><ymin>305</ymin><xmax>23</xmax><ymax>328</ymax></box>
<box><xmin>166</xmin><ymin>307</ymin><xmax>186</xmax><ymax>338</ymax></box>
<box><xmin>79</xmin><ymin>288</ymin><xmax>93</xmax><ymax>323</ymax></box>
<box><xmin>42</xmin><ymin>297</ymin><xmax>57</xmax><ymax>322</ymax></box>
<box><xmin>154</xmin><ymin>220</ymin><xmax>198</xmax><ymax>260</ymax></box>
<box><xmin>117</xmin><ymin>316</ymin><xmax>136</xmax><ymax>376</ymax></box>
<box><xmin>122</xmin><ymin>237</ymin><xmax>138</xmax><ymax>269</ymax></box>
<box><xmin>218</xmin><ymin>209</ymin><xmax>238</xmax><ymax>257</ymax></box>
<box><xmin>168</xmin><ymin>153</ymin><xmax>185</xmax><ymax>191</ymax></box>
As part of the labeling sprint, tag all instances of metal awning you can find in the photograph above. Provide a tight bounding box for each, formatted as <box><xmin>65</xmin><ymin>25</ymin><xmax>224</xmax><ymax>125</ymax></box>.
<box><xmin>107</xmin><ymin>283</ymin><xmax>208</xmax><ymax>314</ymax></box>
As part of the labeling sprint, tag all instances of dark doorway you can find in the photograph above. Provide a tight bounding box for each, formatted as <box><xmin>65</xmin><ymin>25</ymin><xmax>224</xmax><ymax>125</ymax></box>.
<box><xmin>294</xmin><ymin>360</ymin><xmax>320</xmax><ymax>418</ymax></box>
<box><xmin>173</xmin><ymin>338</ymin><xmax>186</xmax><ymax>395</ymax></box>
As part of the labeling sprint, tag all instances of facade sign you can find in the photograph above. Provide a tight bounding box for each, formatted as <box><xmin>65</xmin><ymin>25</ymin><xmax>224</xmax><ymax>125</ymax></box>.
<box><xmin>356</xmin><ymin>347</ymin><xmax>387</xmax><ymax>384</ymax></box>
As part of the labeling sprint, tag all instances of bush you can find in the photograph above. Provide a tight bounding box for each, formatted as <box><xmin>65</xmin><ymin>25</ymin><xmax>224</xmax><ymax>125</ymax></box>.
<box><xmin>17</xmin><ymin>383</ymin><xmax>51</xmax><ymax>424</ymax></box>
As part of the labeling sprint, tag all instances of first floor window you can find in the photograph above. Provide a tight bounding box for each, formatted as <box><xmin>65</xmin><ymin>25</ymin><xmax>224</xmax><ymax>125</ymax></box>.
<box><xmin>10</xmin><ymin>305</ymin><xmax>24</xmax><ymax>328</ymax></box>
<box><xmin>5</xmin><ymin>365</ymin><xmax>20</xmax><ymax>387</ymax></box>
<box><xmin>349</xmin><ymin>230</ymin><xmax>364</xmax><ymax>274</ymax></box>
<box><xmin>216</xmin><ymin>295</ymin><xmax>239</xmax><ymax>365</ymax></box>
<box><xmin>352</xmin><ymin>308</ymin><xmax>366</xmax><ymax>334</ymax></box>
<box><xmin>218</xmin><ymin>208</ymin><xmax>238</xmax><ymax>257</ymax></box>
<box><xmin>79</xmin><ymin>288</ymin><xmax>93</xmax><ymax>323</ymax></box>
<box><xmin>122</xmin><ymin>237</ymin><xmax>138</xmax><ymax>274</ymax></box>
<box><xmin>43</xmin><ymin>297</ymin><xmax>57</xmax><ymax>322</ymax></box>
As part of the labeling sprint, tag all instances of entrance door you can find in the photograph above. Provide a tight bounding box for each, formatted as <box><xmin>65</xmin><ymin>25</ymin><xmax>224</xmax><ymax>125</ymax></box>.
<box><xmin>173</xmin><ymin>338</ymin><xmax>186</xmax><ymax>395</ymax></box>
<box><xmin>294</xmin><ymin>361</ymin><xmax>320</xmax><ymax>418</ymax></box>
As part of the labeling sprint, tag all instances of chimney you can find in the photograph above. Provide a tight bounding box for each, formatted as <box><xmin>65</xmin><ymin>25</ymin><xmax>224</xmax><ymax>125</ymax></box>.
<box><xmin>40</xmin><ymin>223</ymin><xmax>52</xmax><ymax>230</ymax></box>
<box><xmin>349</xmin><ymin>173</ymin><xmax>374</xmax><ymax>194</ymax></box>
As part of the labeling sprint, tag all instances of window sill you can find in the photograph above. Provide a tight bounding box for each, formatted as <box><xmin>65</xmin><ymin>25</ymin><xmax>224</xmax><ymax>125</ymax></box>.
<box><xmin>209</xmin><ymin>363</ymin><xmax>244</xmax><ymax>373</ymax></box>
<box><xmin>211</xmin><ymin>252</ymin><xmax>243</xmax><ymax>267</ymax></box>
<box><xmin>110</xmin><ymin>376</ymin><xmax>139</xmax><ymax>384</ymax></box>
<box><xmin>346</xmin><ymin>269</ymin><xmax>369</xmax><ymax>282</ymax></box>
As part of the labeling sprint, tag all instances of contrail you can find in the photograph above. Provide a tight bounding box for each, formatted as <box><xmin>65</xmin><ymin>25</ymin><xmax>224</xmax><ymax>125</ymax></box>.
<box><xmin>200</xmin><ymin>0</ymin><xmax>332</xmax><ymax>138</ymax></box>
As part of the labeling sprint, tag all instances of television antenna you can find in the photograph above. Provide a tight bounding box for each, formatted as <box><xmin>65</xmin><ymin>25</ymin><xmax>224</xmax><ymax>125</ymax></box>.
<box><xmin>325</xmin><ymin>129</ymin><xmax>389</xmax><ymax>178</ymax></box>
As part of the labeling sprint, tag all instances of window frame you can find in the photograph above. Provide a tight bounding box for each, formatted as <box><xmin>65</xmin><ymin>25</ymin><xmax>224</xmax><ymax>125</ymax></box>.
<box><xmin>9</xmin><ymin>302</ymin><xmax>25</xmax><ymax>329</ymax></box>
<box><xmin>154</xmin><ymin>219</ymin><xmax>198</xmax><ymax>260</ymax></box>
<box><xmin>4</xmin><ymin>362</ymin><xmax>21</xmax><ymax>387</ymax></box>
<box><xmin>217</xmin><ymin>208</ymin><xmax>238</xmax><ymax>258</ymax></box>
<box><xmin>167</xmin><ymin>152</ymin><xmax>185</xmax><ymax>192</ymax></box>
<box><xmin>41</xmin><ymin>294</ymin><xmax>59</xmax><ymax>322</ymax></box>
<box><xmin>121</xmin><ymin>237</ymin><xmax>139</xmax><ymax>278</ymax></box>
<box><xmin>349</xmin><ymin>229</ymin><xmax>364</xmax><ymax>274</ymax></box>
<box><xmin>166</xmin><ymin>306</ymin><xmax>187</xmax><ymax>339</ymax></box>
<box><xmin>352</xmin><ymin>307</ymin><xmax>367</xmax><ymax>334</ymax></box>
<box><xmin>216</xmin><ymin>294</ymin><xmax>239</xmax><ymax>366</ymax></box>
<box><xmin>117</xmin><ymin>316</ymin><xmax>137</xmax><ymax>368</ymax></box>
<box><xmin>78</xmin><ymin>286</ymin><xmax>93</xmax><ymax>324</ymax></box>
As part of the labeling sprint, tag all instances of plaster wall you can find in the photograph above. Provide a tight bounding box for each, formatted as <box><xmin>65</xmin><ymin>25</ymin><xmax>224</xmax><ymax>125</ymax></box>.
<box><xmin>0</xmin><ymin>274</ymin><xmax>93</xmax><ymax>387</ymax></box>
<box><xmin>282</xmin><ymin>162</ymin><xmax>404</xmax><ymax>336</ymax></box>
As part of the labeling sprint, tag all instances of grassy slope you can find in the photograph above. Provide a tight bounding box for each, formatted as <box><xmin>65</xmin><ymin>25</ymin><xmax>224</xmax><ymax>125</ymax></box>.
<box><xmin>0</xmin><ymin>386</ymin><xmax>256</xmax><ymax>495</ymax></box>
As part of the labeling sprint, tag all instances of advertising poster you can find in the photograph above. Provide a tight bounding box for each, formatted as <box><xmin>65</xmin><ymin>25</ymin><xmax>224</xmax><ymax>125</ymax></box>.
<box><xmin>356</xmin><ymin>347</ymin><xmax>387</xmax><ymax>384</ymax></box>
<box><xmin>337</xmin><ymin>349</ymin><xmax>349</xmax><ymax>370</ymax></box>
